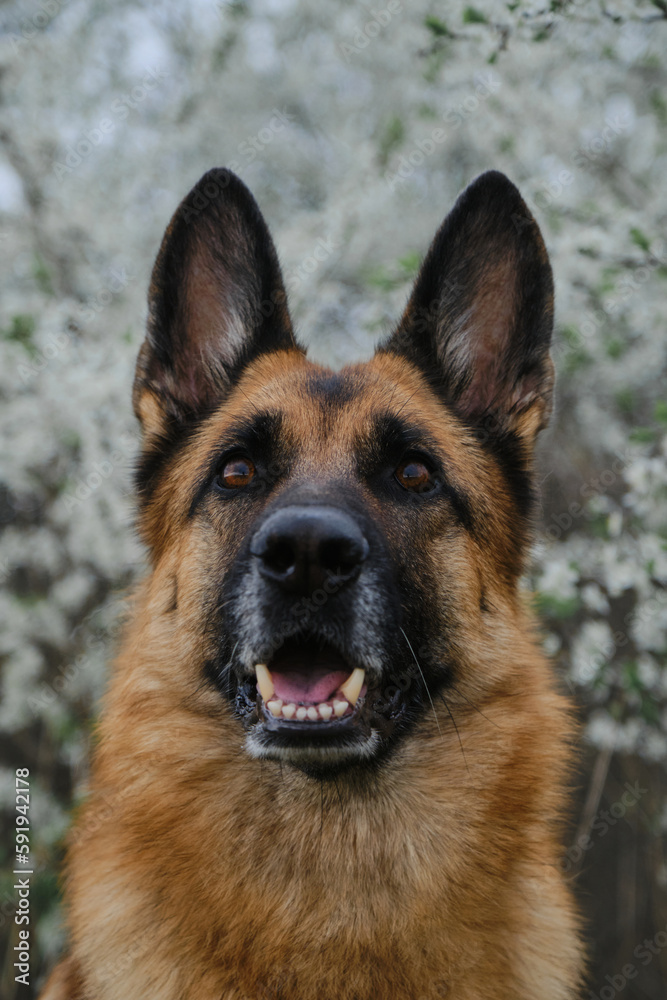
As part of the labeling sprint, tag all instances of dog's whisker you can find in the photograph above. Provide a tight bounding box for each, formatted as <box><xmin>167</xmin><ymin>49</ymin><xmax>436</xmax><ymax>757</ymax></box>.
<box><xmin>393</xmin><ymin>388</ymin><xmax>420</xmax><ymax>419</ymax></box>
<box><xmin>234</xmin><ymin>381</ymin><xmax>263</xmax><ymax>418</ymax></box>
<box><xmin>319</xmin><ymin>778</ymin><xmax>324</xmax><ymax>838</ymax></box>
<box><xmin>449</xmin><ymin>681</ymin><xmax>502</xmax><ymax>730</ymax></box>
<box><xmin>332</xmin><ymin>775</ymin><xmax>344</xmax><ymax>814</ymax></box>
<box><xmin>227</xmin><ymin>641</ymin><xmax>239</xmax><ymax>700</ymax></box>
<box><xmin>438</xmin><ymin>692</ymin><xmax>470</xmax><ymax>776</ymax></box>
<box><xmin>399</xmin><ymin>627</ymin><xmax>443</xmax><ymax>741</ymax></box>
<box><xmin>400</xmin><ymin>628</ymin><xmax>471</xmax><ymax>775</ymax></box>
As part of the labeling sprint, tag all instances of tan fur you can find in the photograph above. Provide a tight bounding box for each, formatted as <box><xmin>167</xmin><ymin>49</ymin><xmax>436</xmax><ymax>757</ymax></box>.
<box><xmin>42</xmin><ymin>349</ymin><xmax>583</xmax><ymax>1000</ymax></box>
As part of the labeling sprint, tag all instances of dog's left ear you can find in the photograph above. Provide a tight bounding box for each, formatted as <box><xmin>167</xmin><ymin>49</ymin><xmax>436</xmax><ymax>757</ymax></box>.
<box><xmin>381</xmin><ymin>170</ymin><xmax>554</xmax><ymax>444</ymax></box>
<box><xmin>133</xmin><ymin>168</ymin><xmax>298</xmax><ymax>441</ymax></box>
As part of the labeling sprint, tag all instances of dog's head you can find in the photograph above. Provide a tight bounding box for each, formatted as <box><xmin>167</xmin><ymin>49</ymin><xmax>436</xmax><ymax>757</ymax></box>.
<box><xmin>132</xmin><ymin>168</ymin><xmax>554</xmax><ymax>775</ymax></box>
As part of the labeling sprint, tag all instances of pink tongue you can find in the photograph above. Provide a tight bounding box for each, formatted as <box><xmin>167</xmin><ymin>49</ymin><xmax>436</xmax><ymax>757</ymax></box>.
<box><xmin>269</xmin><ymin>668</ymin><xmax>350</xmax><ymax>705</ymax></box>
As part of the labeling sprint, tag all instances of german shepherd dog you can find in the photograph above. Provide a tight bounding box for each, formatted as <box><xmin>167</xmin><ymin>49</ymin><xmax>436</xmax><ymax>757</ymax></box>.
<box><xmin>42</xmin><ymin>168</ymin><xmax>583</xmax><ymax>999</ymax></box>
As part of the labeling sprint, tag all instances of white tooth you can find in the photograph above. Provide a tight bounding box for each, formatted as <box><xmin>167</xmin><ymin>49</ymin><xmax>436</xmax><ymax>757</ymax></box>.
<box><xmin>339</xmin><ymin>668</ymin><xmax>365</xmax><ymax>708</ymax></box>
<box><xmin>296</xmin><ymin>707</ymin><xmax>308</xmax><ymax>721</ymax></box>
<box><xmin>333</xmin><ymin>699</ymin><xmax>348</xmax><ymax>718</ymax></box>
<box><xmin>282</xmin><ymin>703</ymin><xmax>296</xmax><ymax>719</ymax></box>
<box><xmin>319</xmin><ymin>703</ymin><xmax>333</xmax><ymax>721</ymax></box>
<box><xmin>267</xmin><ymin>699</ymin><xmax>283</xmax><ymax>717</ymax></box>
<box><xmin>307</xmin><ymin>706</ymin><xmax>319</xmax><ymax>721</ymax></box>
<box><xmin>255</xmin><ymin>663</ymin><xmax>274</xmax><ymax>703</ymax></box>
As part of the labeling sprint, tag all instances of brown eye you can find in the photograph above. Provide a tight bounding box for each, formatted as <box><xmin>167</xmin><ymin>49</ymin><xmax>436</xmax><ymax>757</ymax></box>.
<box><xmin>219</xmin><ymin>456</ymin><xmax>256</xmax><ymax>489</ymax></box>
<box><xmin>395</xmin><ymin>458</ymin><xmax>434</xmax><ymax>493</ymax></box>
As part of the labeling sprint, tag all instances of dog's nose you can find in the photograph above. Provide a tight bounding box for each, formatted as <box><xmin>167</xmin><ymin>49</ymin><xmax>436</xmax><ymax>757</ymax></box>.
<box><xmin>250</xmin><ymin>506</ymin><xmax>369</xmax><ymax>595</ymax></box>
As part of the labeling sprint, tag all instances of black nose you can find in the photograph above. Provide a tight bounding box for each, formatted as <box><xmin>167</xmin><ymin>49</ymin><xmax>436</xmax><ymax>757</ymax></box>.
<box><xmin>250</xmin><ymin>505</ymin><xmax>370</xmax><ymax>595</ymax></box>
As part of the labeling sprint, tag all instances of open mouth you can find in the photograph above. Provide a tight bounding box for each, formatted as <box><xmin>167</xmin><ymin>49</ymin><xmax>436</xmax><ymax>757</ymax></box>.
<box><xmin>234</xmin><ymin>635</ymin><xmax>414</xmax><ymax>768</ymax></box>
<box><xmin>254</xmin><ymin>638</ymin><xmax>367</xmax><ymax>723</ymax></box>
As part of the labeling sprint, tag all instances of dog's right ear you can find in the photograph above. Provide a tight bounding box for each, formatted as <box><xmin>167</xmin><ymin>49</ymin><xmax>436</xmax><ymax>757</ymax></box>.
<box><xmin>380</xmin><ymin>171</ymin><xmax>554</xmax><ymax>447</ymax></box>
<box><xmin>133</xmin><ymin>168</ymin><xmax>298</xmax><ymax>442</ymax></box>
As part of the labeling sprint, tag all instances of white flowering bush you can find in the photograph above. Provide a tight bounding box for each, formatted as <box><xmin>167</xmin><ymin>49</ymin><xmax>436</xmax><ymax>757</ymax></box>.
<box><xmin>0</xmin><ymin>0</ymin><xmax>665</xmax><ymax>994</ymax></box>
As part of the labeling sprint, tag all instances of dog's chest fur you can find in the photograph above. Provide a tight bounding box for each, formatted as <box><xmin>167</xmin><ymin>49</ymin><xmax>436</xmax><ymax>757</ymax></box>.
<box><xmin>65</xmin><ymin>624</ymin><xmax>578</xmax><ymax>1000</ymax></box>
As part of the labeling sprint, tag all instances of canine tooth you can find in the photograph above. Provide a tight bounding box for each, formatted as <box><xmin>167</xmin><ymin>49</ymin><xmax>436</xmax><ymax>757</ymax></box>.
<box><xmin>319</xmin><ymin>703</ymin><xmax>333</xmax><ymax>721</ymax></box>
<box><xmin>255</xmin><ymin>663</ymin><xmax>274</xmax><ymax>703</ymax></box>
<box><xmin>333</xmin><ymin>699</ymin><xmax>348</xmax><ymax>718</ymax></box>
<box><xmin>296</xmin><ymin>707</ymin><xmax>308</xmax><ymax>721</ymax></box>
<box><xmin>267</xmin><ymin>699</ymin><xmax>283</xmax><ymax>717</ymax></box>
<box><xmin>339</xmin><ymin>668</ymin><xmax>365</xmax><ymax>707</ymax></box>
<box><xmin>307</xmin><ymin>706</ymin><xmax>319</xmax><ymax>721</ymax></box>
<box><xmin>282</xmin><ymin>703</ymin><xmax>296</xmax><ymax>719</ymax></box>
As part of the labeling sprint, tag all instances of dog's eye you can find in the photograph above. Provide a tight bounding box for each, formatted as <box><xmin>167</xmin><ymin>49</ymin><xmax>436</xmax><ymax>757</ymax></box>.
<box><xmin>395</xmin><ymin>458</ymin><xmax>434</xmax><ymax>493</ymax></box>
<box><xmin>219</xmin><ymin>456</ymin><xmax>256</xmax><ymax>489</ymax></box>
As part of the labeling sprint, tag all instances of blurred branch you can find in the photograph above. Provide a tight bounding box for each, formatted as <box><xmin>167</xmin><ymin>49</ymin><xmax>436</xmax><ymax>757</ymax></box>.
<box><xmin>573</xmin><ymin>746</ymin><xmax>614</xmax><ymax>866</ymax></box>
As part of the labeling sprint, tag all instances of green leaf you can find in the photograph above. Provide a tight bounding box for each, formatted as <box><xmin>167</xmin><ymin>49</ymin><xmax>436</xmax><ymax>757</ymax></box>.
<box><xmin>630</xmin><ymin>227</ymin><xmax>651</xmax><ymax>253</ymax></box>
<box><xmin>562</xmin><ymin>347</ymin><xmax>592</xmax><ymax>375</ymax></box>
<box><xmin>649</xmin><ymin>89</ymin><xmax>667</xmax><ymax>125</ymax></box>
<box><xmin>33</xmin><ymin>253</ymin><xmax>54</xmax><ymax>296</ymax></box>
<box><xmin>654</xmin><ymin>401</ymin><xmax>667</xmax><ymax>424</ymax></box>
<box><xmin>378</xmin><ymin>115</ymin><xmax>405</xmax><ymax>166</ymax></box>
<box><xmin>641</xmin><ymin>698</ymin><xmax>660</xmax><ymax>725</ymax></box>
<box><xmin>219</xmin><ymin>0</ymin><xmax>248</xmax><ymax>17</ymax></box>
<box><xmin>589</xmin><ymin>514</ymin><xmax>610</xmax><ymax>539</ymax></box>
<box><xmin>424</xmin><ymin>15</ymin><xmax>449</xmax><ymax>37</ymax></box>
<box><xmin>3</xmin><ymin>314</ymin><xmax>36</xmax><ymax>352</ymax></box>
<box><xmin>534</xmin><ymin>592</ymin><xmax>581</xmax><ymax>620</ymax></box>
<box><xmin>605</xmin><ymin>338</ymin><xmax>624</xmax><ymax>359</ymax></box>
<box><xmin>498</xmin><ymin>134</ymin><xmax>514</xmax><ymax>153</ymax></box>
<box><xmin>463</xmin><ymin>7</ymin><xmax>487</xmax><ymax>23</ymax></box>
<box><xmin>398</xmin><ymin>250</ymin><xmax>421</xmax><ymax>277</ymax></box>
<box><xmin>629</xmin><ymin>427</ymin><xmax>655</xmax><ymax>444</ymax></box>
<box><xmin>623</xmin><ymin>661</ymin><xmax>643</xmax><ymax>694</ymax></box>
<box><xmin>366</xmin><ymin>266</ymin><xmax>396</xmax><ymax>292</ymax></box>
<box><xmin>560</xmin><ymin>324</ymin><xmax>581</xmax><ymax>347</ymax></box>
<box><xmin>615</xmin><ymin>388</ymin><xmax>635</xmax><ymax>416</ymax></box>
<box><xmin>366</xmin><ymin>253</ymin><xmax>421</xmax><ymax>291</ymax></box>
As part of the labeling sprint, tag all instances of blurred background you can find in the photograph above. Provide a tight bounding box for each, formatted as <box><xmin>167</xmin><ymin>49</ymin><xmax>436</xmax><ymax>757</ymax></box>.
<box><xmin>0</xmin><ymin>0</ymin><xmax>666</xmax><ymax>996</ymax></box>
